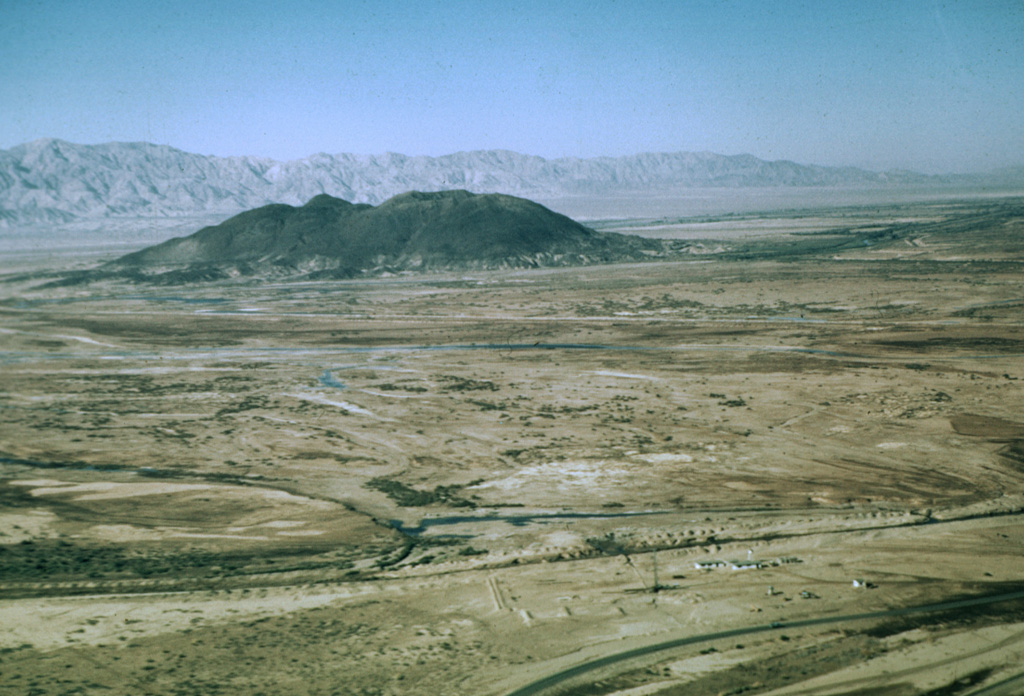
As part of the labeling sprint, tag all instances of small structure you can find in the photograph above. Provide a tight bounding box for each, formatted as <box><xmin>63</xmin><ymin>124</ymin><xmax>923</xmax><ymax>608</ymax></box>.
<box><xmin>694</xmin><ymin>560</ymin><xmax>727</xmax><ymax>570</ymax></box>
<box><xmin>729</xmin><ymin>560</ymin><xmax>762</xmax><ymax>571</ymax></box>
<box><xmin>695</xmin><ymin>558</ymin><xmax>768</xmax><ymax>571</ymax></box>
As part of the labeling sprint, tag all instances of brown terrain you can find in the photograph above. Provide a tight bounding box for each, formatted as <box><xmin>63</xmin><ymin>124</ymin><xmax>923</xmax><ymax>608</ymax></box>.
<box><xmin>1</xmin><ymin>196</ymin><xmax>1023</xmax><ymax>695</ymax></box>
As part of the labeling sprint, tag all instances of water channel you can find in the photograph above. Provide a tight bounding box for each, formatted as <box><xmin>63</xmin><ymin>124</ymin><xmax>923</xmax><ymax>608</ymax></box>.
<box><xmin>390</xmin><ymin>510</ymin><xmax>671</xmax><ymax>537</ymax></box>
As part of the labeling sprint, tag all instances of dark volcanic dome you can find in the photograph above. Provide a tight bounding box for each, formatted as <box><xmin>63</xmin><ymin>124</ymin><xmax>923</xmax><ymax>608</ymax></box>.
<box><xmin>113</xmin><ymin>190</ymin><xmax>661</xmax><ymax>278</ymax></box>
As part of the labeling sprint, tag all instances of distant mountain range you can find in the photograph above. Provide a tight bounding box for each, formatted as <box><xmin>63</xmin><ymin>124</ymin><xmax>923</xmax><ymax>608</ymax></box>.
<box><xmin>105</xmin><ymin>190</ymin><xmax>668</xmax><ymax>282</ymax></box>
<box><xmin>6</xmin><ymin>139</ymin><xmax>1018</xmax><ymax>229</ymax></box>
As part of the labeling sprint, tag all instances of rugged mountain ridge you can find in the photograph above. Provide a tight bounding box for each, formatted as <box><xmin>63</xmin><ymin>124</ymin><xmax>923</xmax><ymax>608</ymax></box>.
<box><xmin>107</xmin><ymin>190</ymin><xmax>668</xmax><ymax>281</ymax></box>
<box><xmin>0</xmin><ymin>139</ymin><xmax>959</xmax><ymax>228</ymax></box>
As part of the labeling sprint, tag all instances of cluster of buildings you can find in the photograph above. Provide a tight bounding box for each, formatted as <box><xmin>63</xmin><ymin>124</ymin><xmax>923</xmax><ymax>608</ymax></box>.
<box><xmin>693</xmin><ymin>556</ymin><xmax>802</xmax><ymax>571</ymax></box>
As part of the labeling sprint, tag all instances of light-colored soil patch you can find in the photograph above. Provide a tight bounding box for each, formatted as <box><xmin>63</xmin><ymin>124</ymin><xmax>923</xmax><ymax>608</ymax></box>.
<box><xmin>26</xmin><ymin>481</ymin><xmax>215</xmax><ymax>500</ymax></box>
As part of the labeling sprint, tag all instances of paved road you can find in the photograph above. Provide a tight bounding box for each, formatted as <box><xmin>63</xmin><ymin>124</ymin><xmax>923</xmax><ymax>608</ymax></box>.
<box><xmin>966</xmin><ymin>671</ymin><xmax>1024</xmax><ymax>696</ymax></box>
<box><xmin>503</xmin><ymin>589</ymin><xmax>1024</xmax><ymax>696</ymax></box>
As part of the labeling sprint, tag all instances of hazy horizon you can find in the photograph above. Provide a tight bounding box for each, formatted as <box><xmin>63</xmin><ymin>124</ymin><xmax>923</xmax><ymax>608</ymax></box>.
<box><xmin>3</xmin><ymin>1</ymin><xmax>1023</xmax><ymax>175</ymax></box>
<box><xmin>8</xmin><ymin>137</ymin><xmax>1024</xmax><ymax>177</ymax></box>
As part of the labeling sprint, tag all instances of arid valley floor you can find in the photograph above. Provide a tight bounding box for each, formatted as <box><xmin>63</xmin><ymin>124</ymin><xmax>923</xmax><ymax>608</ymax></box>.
<box><xmin>2</xmin><ymin>197</ymin><xmax>1024</xmax><ymax>695</ymax></box>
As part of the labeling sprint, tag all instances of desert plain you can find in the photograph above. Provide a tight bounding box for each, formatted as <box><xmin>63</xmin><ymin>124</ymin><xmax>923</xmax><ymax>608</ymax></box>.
<box><xmin>2</xmin><ymin>196</ymin><xmax>1024</xmax><ymax>695</ymax></box>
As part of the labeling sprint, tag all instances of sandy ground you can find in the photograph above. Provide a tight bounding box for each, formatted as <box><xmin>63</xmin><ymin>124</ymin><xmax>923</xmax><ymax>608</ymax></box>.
<box><xmin>1</xmin><ymin>197</ymin><xmax>1023</xmax><ymax>695</ymax></box>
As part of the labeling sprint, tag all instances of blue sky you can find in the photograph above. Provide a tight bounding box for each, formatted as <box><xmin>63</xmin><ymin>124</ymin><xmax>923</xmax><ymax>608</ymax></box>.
<box><xmin>2</xmin><ymin>0</ymin><xmax>1022</xmax><ymax>173</ymax></box>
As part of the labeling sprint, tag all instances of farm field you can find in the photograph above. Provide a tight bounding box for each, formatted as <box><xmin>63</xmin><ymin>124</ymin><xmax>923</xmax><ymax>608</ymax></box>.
<box><xmin>2</xmin><ymin>197</ymin><xmax>1024</xmax><ymax>696</ymax></box>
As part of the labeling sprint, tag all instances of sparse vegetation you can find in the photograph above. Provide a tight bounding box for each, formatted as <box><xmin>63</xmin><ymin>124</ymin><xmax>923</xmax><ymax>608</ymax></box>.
<box><xmin>365</xmin><ymin>478</ymin><xmax>476</xmax><ymax>508</ymax></box>
<box><xmin>437</xmin><ymin>375</ymin><xmax>500</xmax><ymax>392</ymax></box>
<box><xmin>2</xmin><ymin>198</ymin><xmax>1022</xmax><ymax>695</ymax></box>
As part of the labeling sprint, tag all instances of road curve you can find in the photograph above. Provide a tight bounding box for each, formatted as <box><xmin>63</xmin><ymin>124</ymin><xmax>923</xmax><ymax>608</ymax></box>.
<box><xmin>503</xmin><ymin>589</ymin><xmax>1024</xmax><ymax>696</ymax></box>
